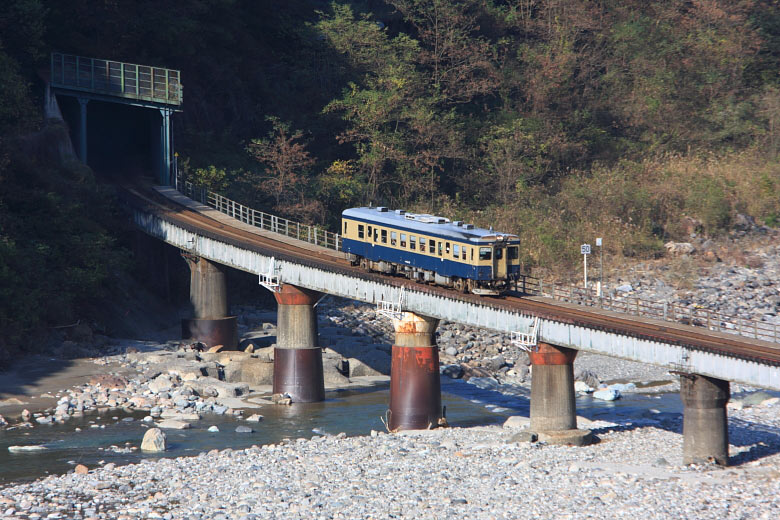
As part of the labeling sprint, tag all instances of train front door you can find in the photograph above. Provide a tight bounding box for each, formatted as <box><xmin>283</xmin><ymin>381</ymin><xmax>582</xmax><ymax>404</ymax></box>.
<box><xmin>494</xmin><ymin>244</ymin><xmax>507</xmax><ymax>279</ymax></box>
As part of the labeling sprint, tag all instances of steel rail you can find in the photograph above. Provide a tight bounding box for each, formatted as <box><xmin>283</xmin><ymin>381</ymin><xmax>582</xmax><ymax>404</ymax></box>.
<box><xmin>121</xmin><ymin>185</ymin><xmax>780</xmax><ymax>367</ymax></box>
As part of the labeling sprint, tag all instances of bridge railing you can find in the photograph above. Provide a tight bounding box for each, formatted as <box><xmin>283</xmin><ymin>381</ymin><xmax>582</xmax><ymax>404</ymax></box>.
<box><xmin>176</xmin><ymin>175</ymin><xmax>342</xmax><ymax>251</ymax></box>
<box><xmin>516</xmin><ymin>275</ymin><xmax>780</xmax><ymax>344</ymax></box>
<box><xmin>51</xmin><ymin>52</ymin><xmax>182</xmax><ymax>106</ymax></box>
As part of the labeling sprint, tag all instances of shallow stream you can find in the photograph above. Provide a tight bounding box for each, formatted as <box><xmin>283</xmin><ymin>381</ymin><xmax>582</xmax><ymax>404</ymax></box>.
<box><xmin>0</xmin><ymin>378</ymin><xmax>686</xmax><ymax>484</ymax></box>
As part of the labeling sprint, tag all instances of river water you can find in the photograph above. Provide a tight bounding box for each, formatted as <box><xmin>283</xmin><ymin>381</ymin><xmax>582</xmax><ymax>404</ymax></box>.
<box><xmin>0</xmin><ymin>377</ymin><xmax>685</xmax><ymax>485</ymax></box>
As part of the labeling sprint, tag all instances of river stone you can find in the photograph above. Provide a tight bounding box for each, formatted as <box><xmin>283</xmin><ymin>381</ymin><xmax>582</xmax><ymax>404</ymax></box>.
<box><xmin>184</xmin><ymin>378</ymin><xmax>249</xmax><ymax>398</ymax></box>
<box><xmin>574</xmin><ymin>368</ymin><xmax>601</xmax><ymax>388</ymax></box>
<box><xmin>235</xmin><ymin>425</ymin><xmax>253</xmax><ymax>433</ymax></box>
<box><xmin>156</xmin><ymin>420</ymin><xmax>190</xmax><ymax>430</ymax></box>
<box><xmin>742</xmin><ymin>391</ymin><xmax>775</xmax><ymax>406</ymax></box>
<box><xmin>508</xmin><ymin>431</ymin><xmax>538</xmax><ymax>443</ymax></box>
<box><xmin>74</xmin><ymin>464</ymin><xmax>89</xmax><ymax>475</ymax></box>
<box><xmin>593</xmin><ymin>388</ymin><xmax>621</xmax><ymax>401</ymax></box>
<box><xmin>141</xmin><ymin>428</ymin><xmax>167</xmax><ymax>452</ymax></box>
<box><xmin>222</xmin><ymin>358</ymin><xmax>274</xmax><ymax>385</ymax></box>
<box><xmin>88</xmin><ymin>374</ymin><xmax>128</xmax><ymax>389</ymax></box>
<box><xmin>503</xmin><ymin>416</ymin><xmax>531</xmax><ymax>429</ymax></box>
<box><xmin>574</xmin><ymin>381</ymin><xmax>593</xmax><ymax>393</ymax></box>
<box><xmin>441</xmin><ymin>364</ymin><xmax>464</xmax><ymax>379</ymax></box>
<box><xmin>537</xmin><ymin>429</ymin><xmax>593</xmax><ymax>446</ymax></box>
<box><xmin>160</xmin><ymin>410</ymin><xmax>201</xmax><ymax>421</ymax></box>
<box><xmin>348</xmin><ymin>349</ymin><xmax>391</xmax><ymax>377</ymax></box>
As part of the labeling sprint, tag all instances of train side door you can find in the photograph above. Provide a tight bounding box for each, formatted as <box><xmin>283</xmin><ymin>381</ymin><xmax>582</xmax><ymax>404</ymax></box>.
<box><xmin>494</xmin><ymin>244</ymin><xmax>507</xmax><ymax>278</ymax></box>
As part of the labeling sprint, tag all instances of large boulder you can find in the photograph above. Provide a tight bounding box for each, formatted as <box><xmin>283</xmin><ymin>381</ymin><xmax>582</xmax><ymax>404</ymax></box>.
<box><xmin>348</xmin><ymin>349</ymin><xmax>391</xmax><ymax>377</ymax></box>
<box><xmin>223</xmin><ymin>358</ymin><xmax>274</xmax><ymax>385</ymax></box>
<box><xmin>141</xmin><ymin>428</ymin><xmax>167</xmax><ymax>452</ymax></box>
<box><xmin>184</xmin><ymin>377</ymin><xmax>249</xmax><ymax>398</ymax></box>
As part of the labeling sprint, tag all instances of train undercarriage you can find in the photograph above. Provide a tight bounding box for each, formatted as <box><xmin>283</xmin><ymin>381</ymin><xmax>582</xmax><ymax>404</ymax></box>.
<box><xmin>349</xmin><ymin>255</ymin><xmax>512</xmax><ymax>296</ymax></box>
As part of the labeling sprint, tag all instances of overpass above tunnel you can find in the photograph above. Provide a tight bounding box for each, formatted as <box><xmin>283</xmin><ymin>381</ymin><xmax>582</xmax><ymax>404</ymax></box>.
<box><xmin>48</xmin><ymin>52</ymin><xmax>182</xmax><ymax>185</ymax></box>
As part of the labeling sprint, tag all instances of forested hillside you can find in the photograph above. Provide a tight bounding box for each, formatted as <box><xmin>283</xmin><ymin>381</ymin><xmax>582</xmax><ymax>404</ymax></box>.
<box><xmin>2</xmin><ymin>1</ymin><xmax>780</xmax><ymax>347</ymax></box>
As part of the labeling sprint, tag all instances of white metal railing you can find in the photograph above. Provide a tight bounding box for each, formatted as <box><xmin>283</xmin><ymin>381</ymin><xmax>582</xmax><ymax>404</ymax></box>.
<box><xmin>377</xmin><ymin>289</ymin><xmax>406</xmax><ymax>321</ymax></box>
<box><xmin>511</xmin><ymin>316</ymin><xmax>540</xmax><ymax>352</ymax></box>
<box><xmin>515</xmin><ymin>275</ymin><xmax>780</xmax><ymax>345</ymax></box>
<box><xmin>258</xmin><ymin>257</ymin><xmax>281</xmax><ymax>292</ymax></box>
<box><xmin>176</xmin><ymin>174</ymin><xmax>342</xmax><ymax>251</ymax></box>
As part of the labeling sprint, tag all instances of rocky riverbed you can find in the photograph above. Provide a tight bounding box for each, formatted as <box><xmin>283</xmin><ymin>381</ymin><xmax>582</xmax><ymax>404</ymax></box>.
<box><xmin>1</xmin><ymin>401</ymin><xmax>779</xmax><ymax>519</ymax></box>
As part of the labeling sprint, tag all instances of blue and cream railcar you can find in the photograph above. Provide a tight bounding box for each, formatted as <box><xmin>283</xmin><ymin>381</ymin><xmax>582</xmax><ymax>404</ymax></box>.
<box><xmin>341</xmin><ymin>207</ymin><xmax>521</xmax><ymax>295</ymax></box>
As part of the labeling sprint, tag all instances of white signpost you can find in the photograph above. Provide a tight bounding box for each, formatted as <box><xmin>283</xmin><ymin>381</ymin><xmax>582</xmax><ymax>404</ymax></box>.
<box><xmin>581</xmin><ymin>244</ymin><xmax>591</xmax><ymax>289</ymax></box>
<box><xmin>595</xmin><ymin>238</ymin><xmax>603</xmax><ymax>296</ymax></box>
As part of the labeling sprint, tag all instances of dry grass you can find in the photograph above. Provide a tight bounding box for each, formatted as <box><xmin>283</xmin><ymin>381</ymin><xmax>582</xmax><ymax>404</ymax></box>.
<box><xmin>458</xmin><ymin>148</ymin><xmax>780</xmax><ymax>276</ymax></box>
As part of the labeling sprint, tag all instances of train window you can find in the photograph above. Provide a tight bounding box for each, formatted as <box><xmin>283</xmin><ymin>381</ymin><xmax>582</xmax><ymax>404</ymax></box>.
<box><xmin>470</xmin><ymin>248</ymin><xmax>473</xmax><ymax>261</ymax></box>
<box><xmin>429</xmin><ymin>239</ymin><xmax>435</xmax><ymax>254</ymax></box>
<box><xmin>420</xmin><ymin>237</ymin><xmax>426</xmax><ymax>252</ymax></box>
<box><xmin>374</xmin><ymin>228</ymin><xmax>378</xmax><ymax>242</ymax></box>
<box><xmin>508</xmin><ymin>246</ymin><xmax>519</xmax><ymax>260</ymax></box>
<box><xmin>344</xmin><ymin>221</ymin><xmax>348</xmax><ymax>234</ymax></box>
<box><xmin>410</xmin><ymin>236</ymin><xmax>416</xmax><ymax>250</ymax></box>
<box><xmin>495</xmin><ymin>248</ymin><xmax>503</xmax><ymax>260</ymax></box>
<box><xmin>462</xmin><ymin>247</ymin><xmax>467</xmax><ymax>260</ymax></box>
<box><xmin>438</xmin><ymin>242</ymin><xmax>443</xmax><ymax>256</ymax></box>
<box><xmin>400</xmin><ymin>234</ymin><xmax>407</xmax><ymax>247</ymax></box>
<box><xmin>445</xmin><ymin>242</ymin><xmax>450</xmax><ymax>255</ymax></box>
<box><xmin>358</xmin><ymin>224</ymin><xmax>364</xmax><ymax>239</ymax></box>
<box><xmin>453</xmin><ymin>244</ymin><xmax>460</xmax><ymax>258</ymax></box>
<box><xmin>479</xmin><ymin>247</ymin><xmax>492</xmax><ymax>261</ymax></box>
<box><xmin>390</xmin><ymin>231</ymin><xmax>397</xmax><ymax>246</ymax></box>
<box><xmin>381</xmin><ymin>229</ymin><xmax>387</xmax><ymax>243</ymax></box>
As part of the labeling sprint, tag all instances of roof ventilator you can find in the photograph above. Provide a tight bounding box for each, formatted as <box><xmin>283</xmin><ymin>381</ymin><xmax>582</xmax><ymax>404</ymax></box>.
<box><xmin>258</xmin><ymin>257</ymin><xmax>281</xmax><ymax>293</ymax></box>
<box><xmin>510</xmin><ymin>316</ymin><xmax>540</xmax><ymax>352</ymax></box>
<box><xmin>377</xmin><ymin>288</ymin><xmax>406</xmax><ymax>321</ymax></box>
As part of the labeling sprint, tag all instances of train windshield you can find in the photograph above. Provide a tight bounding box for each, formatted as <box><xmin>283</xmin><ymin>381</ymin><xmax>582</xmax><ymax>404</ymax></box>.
<box><xmin>508</xmin><ymin>246</ymin><xmax>519</xmax><ymax>260</ymax></box>
<box><xmin>479</xmin><ymin>247</ymin><xmax>492</xmax><ymax>260</ymax></box>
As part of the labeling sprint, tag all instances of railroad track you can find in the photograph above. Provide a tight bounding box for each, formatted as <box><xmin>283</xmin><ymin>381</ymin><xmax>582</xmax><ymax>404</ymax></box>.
<box><xmin>121</xmin><ymin>183</ymin><xmax>780</xmax><ymax>368</ymax></box>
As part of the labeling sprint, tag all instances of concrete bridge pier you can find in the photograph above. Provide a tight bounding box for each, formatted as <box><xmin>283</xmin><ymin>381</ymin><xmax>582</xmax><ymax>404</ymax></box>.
<box><xmin>529</xmin><ymin>342</ymin><xmax>592</xmax><ymax>445</ymax></box>
<box><xmin>77</xmin><ymin>97</ymin><xmax>89</xmax><ymax>163</ymax></box>
<box><xmin>388</xmin><ymin>312</ymin><xmax>442</xmax><ymax>431</ymax></box>
<box><xmin>680</xmin><ymin>374</ymin><xmax>730</xmax><ymax>465</ymax></box>
<box><xmin>181</xmin><ymin>254</ymin><xmax>237</xmax><ymax>349</ymax></box>
<box><xmin>272</xmin><ymin>284</ymin><xmax>325</xmax><ymax>403</ymax></box>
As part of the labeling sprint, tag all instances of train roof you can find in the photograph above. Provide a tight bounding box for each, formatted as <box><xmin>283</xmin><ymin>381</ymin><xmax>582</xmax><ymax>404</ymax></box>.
<box><xmin>342</xmin><ymin>207</ymin><xmax>519</xmax><ymax>243</ymax></box>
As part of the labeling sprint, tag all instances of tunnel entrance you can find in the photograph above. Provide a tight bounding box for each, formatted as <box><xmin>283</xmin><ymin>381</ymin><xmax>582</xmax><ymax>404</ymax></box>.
<box><xmin>49</xmin><ymin>52</ymin><xmax>182</xmax><ymax>185</ymax></box>
<box><xmin>58</xmin><ymin>96</ymin><xmax>163</xmax><ymax>180</ymax></box>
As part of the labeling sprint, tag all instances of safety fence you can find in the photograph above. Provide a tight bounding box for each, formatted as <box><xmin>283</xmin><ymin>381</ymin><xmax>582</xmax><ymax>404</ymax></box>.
<box><xmin>176</xmin><ymin>175</ymin><xmax>342</xmax><ymax>251</ymax></box>
<box><xmin>516</xmin><ymin>275</ymin><xmax>780</xmax><ymax>344</ymax></box>
<box><xmin>51</xmin><ymin>52</ymin><xmax>182</xmax><ymax>105</ymax></box>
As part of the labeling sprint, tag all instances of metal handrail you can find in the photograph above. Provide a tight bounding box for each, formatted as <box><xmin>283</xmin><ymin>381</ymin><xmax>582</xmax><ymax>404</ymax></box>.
<box><xmin>176</xmin><ymin>173</ymin><xmax>342</xmax><ymax>252</ymax></box>
<box><xmin>515</xmin><ymin>275</ymin><xmax>780</xmax><ymax>344</ymax></box>
<box><xmin>50</xmin><ymin>52</ymin><xmax>182</xmax><ymax>106</ymax></box>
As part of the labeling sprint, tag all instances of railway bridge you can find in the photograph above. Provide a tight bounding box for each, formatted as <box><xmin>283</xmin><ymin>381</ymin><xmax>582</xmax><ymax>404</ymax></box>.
<box><xmin>124</xmin><ymin>181</ymin><xmax>780</xmax><ymax>467</ymax></box>
<box><xmin>52</xmin><ymin>52</ymin><xmax>778</xmax><ymax>466</ymax></box>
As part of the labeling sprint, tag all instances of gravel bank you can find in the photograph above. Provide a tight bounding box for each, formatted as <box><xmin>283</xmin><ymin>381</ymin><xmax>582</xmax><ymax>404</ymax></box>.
<box><xmin>2</xmin><ymin>398</ymin><xmax>779</xmax><ymax>519</ymax></box>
